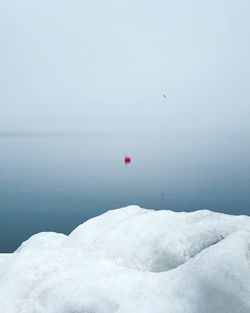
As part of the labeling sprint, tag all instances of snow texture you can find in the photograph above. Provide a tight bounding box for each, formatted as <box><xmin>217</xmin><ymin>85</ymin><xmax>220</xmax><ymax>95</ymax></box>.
<box><xmin>1</xmin><ymin>205</ymin><xmax>250</xmax><ymax>313</ymax></box>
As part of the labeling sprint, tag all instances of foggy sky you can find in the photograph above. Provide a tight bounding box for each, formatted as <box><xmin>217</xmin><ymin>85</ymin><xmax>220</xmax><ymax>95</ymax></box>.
<box><xmin>0</xmin><ymin>0</ymin><xmax>250</xmax><ymax>133</ymax></box>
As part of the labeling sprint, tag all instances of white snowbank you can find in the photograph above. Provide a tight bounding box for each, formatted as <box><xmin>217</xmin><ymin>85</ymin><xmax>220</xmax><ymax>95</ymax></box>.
<box><xmin>1</xmin><ymin>205</ymin><xmax>250</xmax><ymax>313</ymax></box>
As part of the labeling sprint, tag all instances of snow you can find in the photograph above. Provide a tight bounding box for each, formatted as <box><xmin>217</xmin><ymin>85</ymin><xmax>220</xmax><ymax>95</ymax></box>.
<box><xmin>1</xmin><ymin>205</ymin><xmax>250</xmax><ymax>313</ymax></box>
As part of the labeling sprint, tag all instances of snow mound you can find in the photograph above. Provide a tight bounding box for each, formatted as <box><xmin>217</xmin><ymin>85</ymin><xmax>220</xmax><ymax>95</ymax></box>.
<box><xmin>1</xmin><ymin>205</ymin><xmax>250</xmax><ymax>313</ymax></box>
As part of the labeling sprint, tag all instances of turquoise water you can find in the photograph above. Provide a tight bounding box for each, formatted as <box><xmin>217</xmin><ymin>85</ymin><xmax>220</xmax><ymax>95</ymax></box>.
<box><xmin>0</xmin><ymin>133</ymin><xmax>250</xmax><ymax>252</ymax></box>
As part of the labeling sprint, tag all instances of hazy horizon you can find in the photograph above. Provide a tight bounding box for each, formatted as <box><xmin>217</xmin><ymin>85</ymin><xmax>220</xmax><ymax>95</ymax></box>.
<box><xmin>1</xmin><ymin>0</ymin><xmax>250</xmax><ymax>134</ymax></box>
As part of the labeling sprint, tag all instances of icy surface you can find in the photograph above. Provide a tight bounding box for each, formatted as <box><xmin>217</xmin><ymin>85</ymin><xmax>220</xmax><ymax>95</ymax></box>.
<box><xmin>1</xmin><ymin>205</ymin><xmax>250</xmax><ymax>313</ymax></box>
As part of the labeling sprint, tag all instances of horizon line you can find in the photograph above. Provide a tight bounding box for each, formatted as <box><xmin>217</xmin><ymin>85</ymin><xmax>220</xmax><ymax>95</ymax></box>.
<box><xmin>0</xmin><ymin>130</ymin><xmax>250</xmax><ymax>137</ymax></box>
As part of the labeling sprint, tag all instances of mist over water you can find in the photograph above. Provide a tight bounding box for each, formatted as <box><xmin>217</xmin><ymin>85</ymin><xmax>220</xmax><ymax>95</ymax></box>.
<box><xmin>0</xmin><ymin>0</ymin><xmax>250</xmax><ymax>257</ymax></box>
<box><xmin>0</xmin><ymin>132</ymin><xmax>250</xmax><ymax>252</ymax></box>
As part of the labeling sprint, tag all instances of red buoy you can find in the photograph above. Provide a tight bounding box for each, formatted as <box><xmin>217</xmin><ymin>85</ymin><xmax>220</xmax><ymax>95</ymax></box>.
<box><xmin>124</xmin><ymin>154</ymin><xmax>131</xmax><ymax>165</ymax></box>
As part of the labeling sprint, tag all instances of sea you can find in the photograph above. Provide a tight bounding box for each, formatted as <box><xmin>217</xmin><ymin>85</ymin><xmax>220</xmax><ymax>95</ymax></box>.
<box><xmin>0</xmin><ymin>132</ymin><xmax>250</xmax><ymax>252</ymax></box>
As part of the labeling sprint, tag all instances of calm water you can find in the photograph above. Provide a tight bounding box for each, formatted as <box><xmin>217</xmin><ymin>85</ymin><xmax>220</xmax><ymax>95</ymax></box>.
<box><xmin>0</xmin><ymin>133</ymin><xmax>250</xmax><ymax>252</ymax></box>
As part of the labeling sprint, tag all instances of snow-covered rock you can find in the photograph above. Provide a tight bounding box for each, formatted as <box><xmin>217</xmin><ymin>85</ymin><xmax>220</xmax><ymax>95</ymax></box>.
<box><xmin>0</xmin><ymin>205</ymin><xmax>250</xmax><ymax>313</ymax></box>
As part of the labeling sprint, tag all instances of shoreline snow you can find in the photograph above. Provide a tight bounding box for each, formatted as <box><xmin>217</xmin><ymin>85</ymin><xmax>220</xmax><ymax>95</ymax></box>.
<box><xmin>1</xmin><ymin>205</ymin><xmax>250</xmax><ymax>313</ymax></box>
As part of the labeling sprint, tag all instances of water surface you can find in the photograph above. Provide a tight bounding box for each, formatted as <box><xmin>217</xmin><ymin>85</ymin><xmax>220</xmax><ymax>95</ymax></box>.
<box><xmin>0</xmin><ymin>133</ymin><xmax>250</xmax><ymax>252</ymax></box>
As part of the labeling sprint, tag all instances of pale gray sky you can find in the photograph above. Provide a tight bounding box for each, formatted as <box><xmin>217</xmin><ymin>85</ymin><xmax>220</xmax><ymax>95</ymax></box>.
<box><xmin>0</xmin><ymin>0</ymin><xmax>250</xmax><ymax>133</ymax></box>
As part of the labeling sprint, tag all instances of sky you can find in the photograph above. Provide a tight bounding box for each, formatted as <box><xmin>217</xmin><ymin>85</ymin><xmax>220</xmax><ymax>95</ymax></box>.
<box><xmin>0</xmin><ymin>0</ymin><xmax>250</xmax><ymax>134</ymax></box>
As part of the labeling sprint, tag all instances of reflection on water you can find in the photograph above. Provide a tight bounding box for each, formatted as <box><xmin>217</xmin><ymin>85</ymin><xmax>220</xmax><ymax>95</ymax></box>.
<box><xmin>0</xmin><ymin>133</ymin><xmax>250</xmax><ymax>252</ymax></box>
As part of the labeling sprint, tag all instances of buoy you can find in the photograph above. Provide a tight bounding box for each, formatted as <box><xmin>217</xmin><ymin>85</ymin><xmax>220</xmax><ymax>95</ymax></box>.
<box><xmin>124</xmin><ymin>154</ymin><xmax>131</xmax><ymax>165</ymax></box>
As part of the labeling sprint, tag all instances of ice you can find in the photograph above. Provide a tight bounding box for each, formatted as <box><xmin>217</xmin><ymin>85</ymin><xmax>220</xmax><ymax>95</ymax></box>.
<box><xmin>0</xmin><ymin>205</ymin><xmax>250</xmax><ymax>313</ymax></box>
